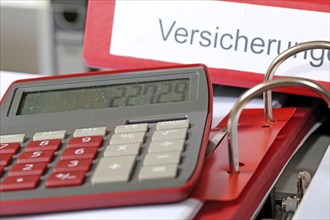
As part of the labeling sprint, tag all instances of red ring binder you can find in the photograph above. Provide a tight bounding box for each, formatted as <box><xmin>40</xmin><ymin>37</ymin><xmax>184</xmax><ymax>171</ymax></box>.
<box><xmin>194</xmin><ymin>77</ymin><xmax>329</xmax><ymax>219</ymax></box>
<box><xmin>227</xmin><ymin>77</ymin><xmax>330</xmax><ymax>173</ymax></box>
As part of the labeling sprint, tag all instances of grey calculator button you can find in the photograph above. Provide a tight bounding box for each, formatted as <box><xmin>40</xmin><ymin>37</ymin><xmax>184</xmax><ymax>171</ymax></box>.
<box><xmin>104</xmin><ymin>143</ymin><xmax>141</xmax><ymax>157</ymax></box>
<box><xmin>73</xmin><ymin>127</ymin><xmax>107</xmax><ymax>137</ymax></box>
<box><xmin>110</xmin><ymin>132</ymin><xmax>145</xmax><ymax>145</ymax></box>
<box><xmin>115</xmin><ymin>124</ymin><xmax>148</xmax><ymax>134</ymax></box>
<box><xmin>0</xmin><ymin>134</ymin><xmax>25</xmax><ymax>144</ymax></box>
<box><xmin>91</xmin><ymin>156</ymin><xmax>136</xmax><ymax>184</ymax></box>
<box><xmin>143</xmin><ymin>152</ymin><xmax>181</xmax><ymax>166</ymax></box>
<box><xmin>156</xmin><ymin>120</ymin><xmax>189</xmax><ymax>130</ymax></box>
<box><xmin>152</xmin><ymin>129</ymin><xmax>187</xmax><ymax>141</ymax></box>
<box><xmin>139</xmin><ymin>164</ymin><xmax>178</xmax><ymax>181</ymax></box>
<box><xmin>33</xmin><ymin>130</ymin><xmax>66</xmax><ymax>141</ymax></box>
<box><xmin>148</xmin><ymin>139</ymin><xmax>185</xmax><ymax>153</ymax></box>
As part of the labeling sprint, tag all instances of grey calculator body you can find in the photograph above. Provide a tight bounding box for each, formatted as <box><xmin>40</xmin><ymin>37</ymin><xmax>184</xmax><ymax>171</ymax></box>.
<box><xmin>0</xmin><ymin>64</ymin><xmax>212</xmax><ymax>215</ymax></box>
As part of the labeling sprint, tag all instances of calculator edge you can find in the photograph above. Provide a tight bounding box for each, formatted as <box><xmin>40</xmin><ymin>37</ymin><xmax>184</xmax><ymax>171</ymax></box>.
<box><xmin>0</xmin><ymin>64</ymin><xmax>213</xmax><ymax>215</ymax></box>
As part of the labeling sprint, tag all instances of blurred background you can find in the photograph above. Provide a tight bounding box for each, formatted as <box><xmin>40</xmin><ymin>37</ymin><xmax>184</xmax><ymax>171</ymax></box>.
<box><xmin>0</xmin><ymin>0</ymin><xmax>93</xmax><ymax>75</ymax></box>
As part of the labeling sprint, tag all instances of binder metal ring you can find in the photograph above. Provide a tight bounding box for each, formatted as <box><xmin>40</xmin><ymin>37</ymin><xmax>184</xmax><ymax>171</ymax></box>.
<box><xmin>227</xmin><ymin>77</ymin><xmax>330</xmax><ymax>174</ymax></box>
<box><xmin>264</xmin><ymin>40</ymin><xmax>330</xmax><ymax>122</ymax></box>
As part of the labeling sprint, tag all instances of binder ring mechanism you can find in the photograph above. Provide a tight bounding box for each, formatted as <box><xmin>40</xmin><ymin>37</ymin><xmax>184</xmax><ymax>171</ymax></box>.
<box><xmin>264</xmin><ymin>40</ymin><xmax>330</xmax><ymax>122</ymax></box>
<box><xmin>227</xmin><ymin>77</ymin><xmax>330</xmax><ymax>174</ymax></box>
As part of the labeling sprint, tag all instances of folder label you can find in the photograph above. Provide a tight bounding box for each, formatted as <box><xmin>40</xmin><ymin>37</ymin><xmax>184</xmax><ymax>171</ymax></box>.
<box><xmin>111</xmin><ymin>1</ymin><xmax>329</xmax><ymax>81</ymax></box>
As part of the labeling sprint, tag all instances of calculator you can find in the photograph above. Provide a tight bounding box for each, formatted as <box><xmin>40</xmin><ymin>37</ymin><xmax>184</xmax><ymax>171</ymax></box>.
<box><xmin>0</xmin><ymin>64</ymin><xmax>212</xmax><ymax>215</ymax></box>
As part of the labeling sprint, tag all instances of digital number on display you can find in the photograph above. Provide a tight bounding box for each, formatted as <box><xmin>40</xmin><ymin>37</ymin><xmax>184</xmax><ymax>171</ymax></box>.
<box><xmin>18</xmin><ymin>79</ymin><xmax>190</xmax><ymax>115</ymax></box>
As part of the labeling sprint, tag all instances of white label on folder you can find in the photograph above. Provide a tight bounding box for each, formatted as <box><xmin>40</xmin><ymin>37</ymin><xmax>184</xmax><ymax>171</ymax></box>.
<box><xmin>111</xmin><ymin>1</ymin><xmax>330</xmax><ymax>81</ymax></box>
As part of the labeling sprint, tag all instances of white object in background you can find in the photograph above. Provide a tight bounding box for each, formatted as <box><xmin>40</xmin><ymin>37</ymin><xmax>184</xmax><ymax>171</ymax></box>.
<box><xmin>111</xmin><ymin>1</ymin><xmax>329</xmax><ymax>81</ymax></box>
<box><xmin>0</xmin><ymin>1</ymin><xmax>54</xmax><ymax>75</ymax></box>
<box><xmin>0</xmin><ymin>71</ymin><xmax>39</xmax><ymax>99</ymax></box>
<box><xmin>2</xmin><ymin>198</ymin><xmax>203</xmax><ymax>220</ymax></box>
<box><xmin>51</xmin><ymin>0</ymin><xmax>89</xmax><ymax>74</ymax></box>
<box><xmin>211</xmin><ymin>85</ymin><xmax>286</xmax><ymax>127</ymax></box>
<box><xmin>293</xmin><ymin>146</ymin><xmax>330</xmax><ymax>220</ymax></box>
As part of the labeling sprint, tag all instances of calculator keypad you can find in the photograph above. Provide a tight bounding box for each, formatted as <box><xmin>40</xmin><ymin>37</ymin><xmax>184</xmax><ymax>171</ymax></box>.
<box><xmin>156</xmin><ymin>120</ymin><xmax>190</xmax><ymax>130</ymax></box>
<box><xmin>0</xmin><ymin>154</ymin><xmax>13</xmax><ymax>166</ymax></box>
<box><xmin>148</xmin><ymin>140</ymin><xmax>185</xmax><ymax>153</ymax></box>
<box><xmin>54</xmin><ymin>159</ymin><xmax>93</xmax><ymax>173</ymax></box>
<box><xmin>61</xmin><ymin>147</ymin><xmax>98</xmax><ymax>160</ymax></box>
<box><xmin>152</xmin><ymin>129</ymin><xmax>187</xmax><ymax>141</ymax></box>
<box><xmin>0</xmin><ymin>119</ymin><xmax>190</xmax><ymax>192</ymax></box>
<box><xmin>0</xmin><ymin>134</ymin><xmax>25</xmax><ymax>144</ymax></box>
<box><xmin>114</xmin><ymin>124</ymin><xmax>148</xmax><ymax>134</ymax></box>
<box><xmin>92</xmin><ymin>156</ymin><xmax>136</xmax><ymax>183</ymax></box>
<box><xmin>73</xmin><ymin>127</ymin><xmax>107</xmax><ymax>138</ymax></box>
<box><xmin>143</xmin><ymin>152</ymin><xmax>181</xmax><ymax>166</ymax></box>
<box><xmin>67</xmin><ymin>136</ymin><xmax>103</xmax><ymax>148</ymax></box>
<box><xmin>110</xmin><ymin>132</ymin><xmax>145</xmax><ymax>145</ymax></box>
<box><xmin>1</xmin><ymin>175</ymin><xmax>40</xmax><ymax>191</ymax></box>
<box><xmin>104</xmin><ymin>143</ymin><xmax>141</xmax><ymax>157</ymax></box>
<box><xmin>8</xmin><ymin>163</ymin><xmax>47</xmax><ymax>177</ymax></box>
<box><xmin>139</xmin><ymin>164</ymin><xmax>178</xmax><ymax>181</ymax></box>
<box><xmin>33</xmin><ymin>130</ymin><xmax>66</xmax><ymax>141</ymax></box>
<box><xmin>17</xmin><ymin>150</ymin><xmax>55</xmax><ymax>164</ymax></box>
<box><xmin>0</xmin><ymin>143</ymin><xmax>21</xmax><ymax>154</ymax></box>
<box><xmin>46</xmin><ymin>171</ymin><xmax>86</xmax><ymax>188</ymax></box>
<box><xmin>25</xmin><ymin>140</ymin><xmax>62</xmax><ymax>152</ymax></box>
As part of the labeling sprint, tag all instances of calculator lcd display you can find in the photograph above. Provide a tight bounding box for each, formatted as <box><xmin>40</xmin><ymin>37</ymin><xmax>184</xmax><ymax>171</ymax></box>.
<box><xmin>17</xmin><ymin>79</ymin><xmax>190</xmax><ymax>115</ymax></box>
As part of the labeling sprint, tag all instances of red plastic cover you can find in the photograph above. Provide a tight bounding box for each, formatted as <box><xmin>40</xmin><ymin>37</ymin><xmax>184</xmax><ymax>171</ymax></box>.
<box><xmin>194</xmin><ymin>104</ymin><xmax>319</xmax><ymax>219</ymax></box>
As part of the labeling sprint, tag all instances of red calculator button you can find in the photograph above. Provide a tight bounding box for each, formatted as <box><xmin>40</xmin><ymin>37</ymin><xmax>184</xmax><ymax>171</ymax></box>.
<box><xmin>68</xmin><ymin>136</ymin><xmax>103</xmax><ymax>148</ymax></box>
<box><xmin>61</xmin><ymin>147</ymin><xmax>98</xmax><ymax>160</ymax></box>
<box><xmin>54</xmin><ymin>159</ymin><xmax>93</xmax><ymax>172</ymax></box>
<box><xmin>25</xmin><ymin>139</ymin><xmax>61</xmax><ymax>152</ymax></box>
<box><xmin>0</xmin><ymin>154</ymin><xmax>13</xmax><ymax>166</ymax></box>
<box><xmin>0</xmin><ymin>166</ymin><xmax>4</xmax><ymax>176</ymax></box>
<box><xmin>0</xmin><ymin>175</ymin><xmax>40</xmax><ymax>191</ymax></box>
<box><xmin>46</xmin><ymin>171</ymin><xmax>85</xmax><ymax>188</ymax></box>
<box><xmin>17</xmin><ymin>150</ymin><xmax>55</xmax><ymax>164</ymax></box>
<box><xmin>8</xmin><ymin>162</ymin><xmax>48</xmax><ymax>177</ymax></box>
<box><xmin>0</xmin><ymin>143</ymin><xmax>20</xmax><ymax>154</ymax></box>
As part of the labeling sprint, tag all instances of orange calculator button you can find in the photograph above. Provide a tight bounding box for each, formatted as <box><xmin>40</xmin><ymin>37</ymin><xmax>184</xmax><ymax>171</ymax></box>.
<box><xmin>54</xmin><ymin>159</ymin><xmax>93</xmax><ymax>172</ymax></box>
<box><xmin>46</xmin><ymin>171</ymin><xmax>85</xmax><ymax>188</ymax></box>
<box><xmin>8</xmin><ymin>162</ymin><xmax>48</xmax><ymax>177</ymax></box>
<box><xmin>0</xmin><ymin>143</ymin><xmax>20</xmax><ymax>154</ymax></box>
<box><xmin>67</xmin><ymin>136</ymin><xmax>103</xmax><ymax>148</ymax></box>
<box><xmin>25</xmin><ymin>139</ymin><xmax>61</xmax><ymax>152</ymax></box>
<box><xmin>0</xmin><ymin>175</ymin><xmax>40</xmax><ymax>191</ymax></box>
<box><xmin>17</xmin><ymin>150</ymin><xmax>55</xmax><ymax>164</ymax></box>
